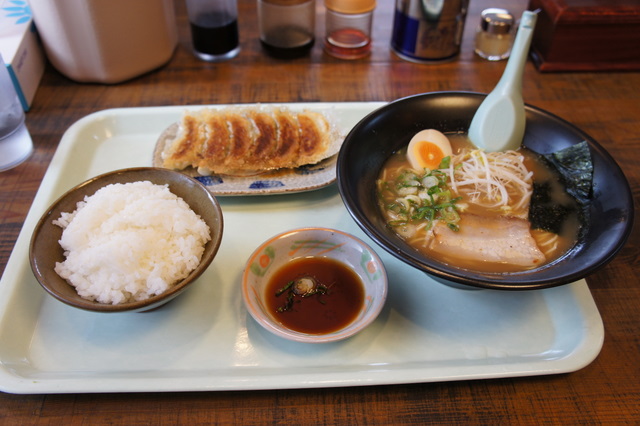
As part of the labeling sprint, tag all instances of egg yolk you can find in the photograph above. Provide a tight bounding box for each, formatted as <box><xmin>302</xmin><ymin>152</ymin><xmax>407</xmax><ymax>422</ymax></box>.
<box><xmin>413</xmin><ymin>141</ymin><xmax>446</xmax><ymax>170</ymax></box>
<box><xmin>406</xmin><ymin>129</ymin><xmax>453</xmax><ymax>170</ymax></box>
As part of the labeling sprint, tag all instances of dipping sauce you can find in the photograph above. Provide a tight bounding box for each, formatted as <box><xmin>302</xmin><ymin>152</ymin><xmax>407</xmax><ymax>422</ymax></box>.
<box><xmin>265</xmin><ymin>257</ymin><xmax>365</xmax><ymax>335</ymax></box>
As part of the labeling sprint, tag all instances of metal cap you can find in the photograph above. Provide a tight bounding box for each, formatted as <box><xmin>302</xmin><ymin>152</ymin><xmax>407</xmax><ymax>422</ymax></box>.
<box><xmin>480</xmin><ymin>8</ymin><xmax>514</xmax><ymax>35</ymax></box>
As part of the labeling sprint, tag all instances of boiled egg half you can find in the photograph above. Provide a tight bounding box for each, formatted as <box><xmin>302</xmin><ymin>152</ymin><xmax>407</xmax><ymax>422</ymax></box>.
<box><xmin>406</xmin><ymin>129</ymin><xmax>453</xmax><ymax>170</ymax></box>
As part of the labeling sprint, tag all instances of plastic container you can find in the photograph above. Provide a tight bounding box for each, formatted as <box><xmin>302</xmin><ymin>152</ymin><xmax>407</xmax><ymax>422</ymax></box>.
<box><xmin>28</xmin><ymin>0</ymin><xmax>178</xmax><ymax>83</ymax></box>
<box><xmin>324</xmin><ymin>0</ymin><xmax>375</xmax><ymax>59</ymax></box>
<box><xmin>474</xmin><ymin>8</ymin><xmax>515</xmax><ymax>61</ymax></box>
<box><xmin>258</xmin><ymin>0</ymin><xmax>315</xmax><ymax>59</ymax></box>
<box><xmin>0</xmin><ymin>54</ymin><xmax>32</xmax><ymax>171</ymax></box>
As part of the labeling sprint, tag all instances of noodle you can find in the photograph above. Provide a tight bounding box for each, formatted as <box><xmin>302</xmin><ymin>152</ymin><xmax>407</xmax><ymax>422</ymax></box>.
<box><xmin>531</xmin><ymin>229</ymin><xmax>560</xmax><ymax>258</ymax></box>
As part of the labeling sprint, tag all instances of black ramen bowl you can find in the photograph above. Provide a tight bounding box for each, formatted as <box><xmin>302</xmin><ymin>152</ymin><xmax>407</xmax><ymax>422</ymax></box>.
<box><xmin>337</xmin><ymin>92</ymin><xmax>634</xmax><ymax>290</ymax></box>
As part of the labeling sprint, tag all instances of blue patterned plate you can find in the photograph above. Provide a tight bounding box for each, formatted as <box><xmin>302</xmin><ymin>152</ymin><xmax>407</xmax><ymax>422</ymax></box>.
<box><xmin>153</xmin><ymin>114</ymin><xmax>343</xmax><ymax>196</ymax></box>
<box><xmin>188</xmin><ymin>154</ymin><xmax>338</xmax><ymax>196</ymax></box>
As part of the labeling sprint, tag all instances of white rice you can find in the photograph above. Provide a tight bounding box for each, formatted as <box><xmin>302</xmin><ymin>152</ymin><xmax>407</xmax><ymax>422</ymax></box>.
<box><xmin>53</xmin><ymin>181</ymin><xmax>211</xmax><ymax>305</ymax></box>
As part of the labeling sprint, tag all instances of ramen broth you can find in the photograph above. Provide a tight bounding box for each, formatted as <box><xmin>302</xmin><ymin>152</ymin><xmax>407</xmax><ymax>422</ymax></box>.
<box><xmin>377</xmin><ymin>133</ymin><xmax>580</xmax><ymax>273</ymax></box>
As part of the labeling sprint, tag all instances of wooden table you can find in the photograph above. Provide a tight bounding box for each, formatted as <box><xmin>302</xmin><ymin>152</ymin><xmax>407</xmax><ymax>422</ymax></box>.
<box><xmin>1</xmin><ymin>0</ymin><xmax>639</xmax><ymax>423</ymax></box>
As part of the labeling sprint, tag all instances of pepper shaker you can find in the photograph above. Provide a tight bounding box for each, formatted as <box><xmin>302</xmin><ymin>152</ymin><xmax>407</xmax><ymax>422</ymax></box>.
<box><xmin>474</xmin><ymin>8</ymin><xmax>515</xmax><ymax>61</ymax></box>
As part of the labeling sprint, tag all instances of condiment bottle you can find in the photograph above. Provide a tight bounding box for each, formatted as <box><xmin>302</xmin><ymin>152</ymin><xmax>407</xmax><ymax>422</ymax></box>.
<box><xmin>324</xmin><ymin>0</ymin><xmax>376</xmax><ymax>59</ymax></box>
<box><xmin>186</xmin><ymin>0</ymin><xmax>241</xmax><ymax>62</ymax></box>
<box><xmin>258</xmin><ymin>0</ymin><xmax>316</xmax><ymax>59</ymax></box>
<box><xmin>474</xmin><ymin>8</ymin><xmax>515</xmax><ymax>61</ymax></box>
<box><xmin>391</xmin><ymin>0</ymin><xmax>469</xmax><ymax>63</ymax></box>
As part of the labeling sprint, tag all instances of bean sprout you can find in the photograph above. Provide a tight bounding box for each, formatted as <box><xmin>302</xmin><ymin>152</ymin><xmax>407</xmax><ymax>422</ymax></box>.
<box><xmin>445</xmin><ymin>149</ymin><xmax>533</xmax><ymax>217</ymax></box>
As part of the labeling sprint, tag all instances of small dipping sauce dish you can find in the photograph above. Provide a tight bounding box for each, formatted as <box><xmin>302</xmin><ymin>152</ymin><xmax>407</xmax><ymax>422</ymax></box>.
<box><xmin>242</xmin><ymin>227</ymin><xmax>387</xmax><ymax>343</ymax></box>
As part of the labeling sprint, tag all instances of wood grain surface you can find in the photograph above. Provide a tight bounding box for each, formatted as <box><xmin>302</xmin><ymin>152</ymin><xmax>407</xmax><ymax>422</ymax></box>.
<box><xmin>1</xmin><ymin>0</ymin><xmax>638</xmax><ymax>424</ymax></box>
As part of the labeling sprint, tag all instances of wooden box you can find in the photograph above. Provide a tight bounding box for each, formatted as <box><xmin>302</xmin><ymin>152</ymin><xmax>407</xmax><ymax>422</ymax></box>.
<box><xmin>528</xmin><ymin>0</ymin><xmax>640</xmax><ymax>72</ymax></box>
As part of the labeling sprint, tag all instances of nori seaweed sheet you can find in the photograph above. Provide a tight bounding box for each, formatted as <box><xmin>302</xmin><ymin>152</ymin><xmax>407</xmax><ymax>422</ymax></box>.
<box><xmin>529</xmin><ymin>141</ymin><xmax>593</xmax><ymax>234</ymax></box>
<box><xmin>529</xmin><ymin>181</ymin><xmax>575</xmax><ymax>234</ymax></box>
<box><xmin>543</xmin><ymin>141</ymin><xmax>593</xmax><ymax>205</ymax></box>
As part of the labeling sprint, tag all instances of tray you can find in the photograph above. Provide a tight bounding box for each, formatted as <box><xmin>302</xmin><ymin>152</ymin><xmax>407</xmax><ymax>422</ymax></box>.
<box><xmin>0</xmin><ymin>103</ymin><xmax>604</xmax><ymax>394</ymax></box>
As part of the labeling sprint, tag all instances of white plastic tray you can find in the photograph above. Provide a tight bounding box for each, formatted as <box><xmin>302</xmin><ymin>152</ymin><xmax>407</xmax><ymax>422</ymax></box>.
<box><xmin>0</xmin><ymin>103</ymin><xmax>604</xmax><ymax>394</ymax></box>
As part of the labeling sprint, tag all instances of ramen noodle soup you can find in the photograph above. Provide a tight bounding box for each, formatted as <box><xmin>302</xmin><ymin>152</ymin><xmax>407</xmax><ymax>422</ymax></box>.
<box><xmin>376</xmin><ymin>133</ymin><xmax>581</xmax><ymax>273</ymax></box>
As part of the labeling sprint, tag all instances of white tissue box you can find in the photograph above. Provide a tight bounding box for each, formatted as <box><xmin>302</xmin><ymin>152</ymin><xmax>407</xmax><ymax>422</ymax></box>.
<box><xmin>0</xmin><ymin>0</ymin><xmax>45</xmax><ymax>110</ymax></box>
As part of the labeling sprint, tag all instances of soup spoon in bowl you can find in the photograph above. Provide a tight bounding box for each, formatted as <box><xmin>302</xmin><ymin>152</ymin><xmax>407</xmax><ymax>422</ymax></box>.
<box><xmin>468</xmin><ymin>10</ymin><xmax>538</xmax><ymax>152</ymax></box>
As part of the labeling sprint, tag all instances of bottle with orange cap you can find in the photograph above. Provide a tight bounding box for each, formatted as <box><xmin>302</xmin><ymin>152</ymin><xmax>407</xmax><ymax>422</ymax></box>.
<box><xmin>324</xmin><ymin>0</ymin><xmax>376</xmax><ymax>59</ymax></box>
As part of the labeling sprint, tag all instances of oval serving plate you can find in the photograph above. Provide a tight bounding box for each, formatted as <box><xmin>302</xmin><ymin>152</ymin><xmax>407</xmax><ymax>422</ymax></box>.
<box><xmin>153</xmin><ymin>119</ymin><xmax>342</xmax><ymax>196</ymax></box>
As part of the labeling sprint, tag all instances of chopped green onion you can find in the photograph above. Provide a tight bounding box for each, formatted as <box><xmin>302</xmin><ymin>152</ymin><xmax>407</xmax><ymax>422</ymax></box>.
<box><xmin>380</xmin><ymin>163</ymin><xmax>461</xmax><ymax>233</ymax></box>
<box><xmin>275</xmin><ymin>281</ymin><xmax>294</xmax><ymax>296</ymax></box>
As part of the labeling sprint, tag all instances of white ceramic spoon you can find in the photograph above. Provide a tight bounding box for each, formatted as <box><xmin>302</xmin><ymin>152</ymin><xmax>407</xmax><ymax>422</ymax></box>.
<box><xmin>468</xmin><ymin>10</ymin><xmax>539</xmax><ymax>152</ymax></box>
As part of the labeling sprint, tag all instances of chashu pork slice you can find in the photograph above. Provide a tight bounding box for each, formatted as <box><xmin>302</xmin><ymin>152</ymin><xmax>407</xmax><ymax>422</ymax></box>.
<box><xmin>429</xmin><ymin>214</ymin><xmax>546</xmax><ymax>268</ymax></box>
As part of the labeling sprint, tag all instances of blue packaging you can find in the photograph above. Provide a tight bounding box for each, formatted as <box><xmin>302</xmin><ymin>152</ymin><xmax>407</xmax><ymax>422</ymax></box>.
<box><xmin>391</xmin><ymin>0</ymin><xmax>468</xmax><ymax>63</ymax></box>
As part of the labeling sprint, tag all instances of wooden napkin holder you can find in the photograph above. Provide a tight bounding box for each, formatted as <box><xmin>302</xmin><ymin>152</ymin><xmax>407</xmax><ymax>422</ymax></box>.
<box><xmin>527</xmin><ymin>0</ymin><xmax>640</xmax><ymax>71</ymax></box>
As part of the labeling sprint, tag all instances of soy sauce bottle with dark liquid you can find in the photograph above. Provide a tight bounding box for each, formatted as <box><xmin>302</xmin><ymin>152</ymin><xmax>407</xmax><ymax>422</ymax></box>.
<box><xmin>186</xmin><ymin>0</ymin><xmax>241</xmax><ymax>61</ymax></box>
<box><xmin>258</xmin><ymin>0</ymin><xmax>315</xmax><ymax>59</ymax></box>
